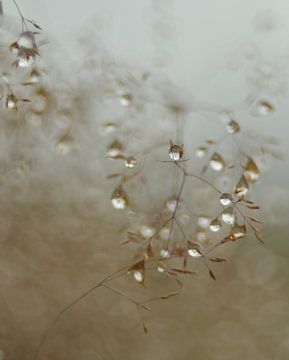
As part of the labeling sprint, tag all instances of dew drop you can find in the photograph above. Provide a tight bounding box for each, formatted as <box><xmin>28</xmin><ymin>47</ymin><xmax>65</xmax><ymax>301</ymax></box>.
<box><xmin>106</xmin><ymin>140</ymin><xmax>124</xmax><ymax>159</ymax></box>
<box><xmin>159</xmin><ymin>227</ymin><xmax>170</xmax><ymax>240</ymax></box>
<box><xmin>226</xmin><ymin>120</ymin><xmax>240</xmax><ymax>134</ymax></box>
<box><xmin>209</xmin><ymin>153</ymin><xmax>225</xmax><ymax>172</ymax></box>
<box><xmin>99</xmin><ymin>122</ymin><xmax>118</xmax><ymax>136</ymax></box>
<box><xmin>27</xmin><ymin>68</ymin><xmax>40</xmax><ymax>84</ymax></box>
<box><xmin>5</xmin><ymin>94</ymin><xmax>17</xmax><ymax>110</ymax></box>
<box><xmin>188</xmin><ymin>248</ymin><xmax>202</xmax><ymax>257</ymax></box>
<box><xmin>9</xmin><ymin>42</ymin><xmax>19</xmax><ymax>54</ymax></box>
<box><xmin>119</xmin><ymin>93</ymin><xmax>133</xmax><ymax>107</ymax></box>
<box><xmin>17</xmin><ymin>50</ymin><xmax>36</xmax><ymax>67</ymax></box>
<box><xmin>244</xmin><ymin>157</ymin><xmax>260</xmax><ymax>183</ymax></box>
<box><xmin>195</xmin><ymin>146</ymin><xmax>207</xmax><ymax>158</ymax></box>
<box><xmin>196</xmin><ymin>231</ymin><xmax>208</xmax><ymax>242</ymax></box>
<box><xmin>55</xmin><ymin>133</ymin><xmax>73</xmax><ymax>155</ymax></box>
<box><xmin>166</xmin><ymin>197</ymin><xmax>178</xmax><ymax>212</ymax></box>
<box><xmin>140</xmin><ymin>225</ymin><xmax>156</xmax><ymax>238</ymax></box>
<box><xmin>256</xmin><ymin>100</ymin><xmax>274</xmax><ymax>115</ymax></box>
<box><xmin>111</xmin><ymin>186</ymin><xmax>129</xmax><ymax>210</ymax></box>
<box><xmin>230</xmin><ymin>224</ymin><xmax>247</xmax><ymax>240</ymax></box>
<box><xmin>125</xmin><ymin>156</ymin><xmax>137</xmax><ymax>169</ymax></box>
<box><xmin>157</xmin><ymin>264</ymin><xmax>165</xmax><ymax>273</ymax></box>
<box><xmin>198</xmin><ymin>216</ymin><xmax>210</xmax><ymax>228</ymax></box>
<box><xmin>221</xmin><ymin>207</ymin><xmax>235</xmax><ymax>225</ymax></box>
<box><xmin>234</xmin><ymin>175</ymin><xmax>249</xmax><ymax>198</ymax></box>
<box><xmin>179</xmin><ymin>212</ymin><xmax>190</xmax><ymax>225</ymax></box>
<box><xmin>18</xmin><ymin>31</ymin><xmax>36</xmax><ymax>49</ymax></box>
<box><xmin>169</xmin><ymin>142</ymin><xmax>183</xmax><ymax>161</ymax></box>
<box><xmin>219</xmin><ymin>193</ymin><xmax>232</xmax><ymax>207</ymax></box>
<box><xmin>160</xmin><ymin>249</ymin><xmax>170</xmax><ymax>258</ymax></box>
<box><xmin>210</xmin><ymin>218</ymin><xmax>222</xmax><ymax>232</ymax></box>
<box><xmin>133</xmin><ymin>270</ymin><xmax>143</xmax><ymax>283</ymax></box>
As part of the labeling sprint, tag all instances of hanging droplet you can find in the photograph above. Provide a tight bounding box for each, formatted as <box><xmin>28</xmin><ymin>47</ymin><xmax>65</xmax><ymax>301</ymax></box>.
<box><xmin>210</xmin><ymin>218</ymin><xmax>222</xmax><ymax>232</ymax></box>
<box><xmin>234</xmin><ymin>175</ymin><xmax>249</xmax><ymax>198</ymax></box>
<box><xmin>166</xmin><ymin>197</ymin><xmax>178</xmax><ymax>212</ymax></box>
<box><xmin>125</xmin><ymin>156</ymin><xmax>137</xmax><ymax>169</ymax></box>
<box><xmin>18</xmin><ymin>31</ymin><xmax>36</xmax><ymax>49</ymax></box>
<box><xmin>169</xmin><ymin>141</ymin><xmax>184</xmax><ymax>161</ymax></box>
<box><xmin>221</xmin><ymin>207</ymin><xmax>235</xmax><ymax>225</ymax></box>
<box><xmin>106</xmin><ymin>140</ymin><xmax>124</xmax><ymax>159</ymax></box>
<box><xmin>119</xmin><ymin>93</ymin><xmax>133</xmax><ymax>107</ymax></box>
<box><xmin>209</xmin><ymin>153</ymin><xmax>225</xmax><ymax>171</ymax></box>
<box><xmin>159</xmin><ymin>227</ymin><xmax>170</xmax><ymax>240</ymax></box>
<box><xmin>140</xmin><ymin>225</ymin><xmax>156</xmax><ymax>238</ymax></box>
<box><xmin>244</xmin><ymin>157</ymin><xmax>260</xmax><ymax>183</ymax></box>
<box><xmin>195</xmin><ymin>146</ymin><xmax>207</xmax><ymax>158</ymax></box>
<box><xmin>229</xmin><ymin>224</ymin><xmax>247</xmax><ymax>240</ymax></box>
<box><xmin>179</xmin><ymin>212</ymin><xmax>190</xmax><ymax>225</ymax></box>
<box><xmin>256</xmin><ymin>100</ymin><xmax>274</xmax><ymax>115</ymax></box>
<box><xmin>157</xmin><ymin>264</ymin><xmax>166</xmax><ymax>273</ymax></box>
<box><xmin>5</xmin><ymin>94</ymin><xmax>18</xmax><ymax>110</ymax></box>
<box><xmin>27</xmin><ymin>68</ymin><xmax>40</xmax><ymax>84</ymax></box>
<box><xmin>160</xmin><ymin>249</ymin><xmax>170</xmax><ymax>258</ymax></box>
<box><xmin>32</xmin><ymin>93</ymin><xmax>48</xmax><ymax>113</ymax></box>
<box><xmin>187</xmin><ymin>248</ymin><xmax>202</xmax><ymax>257</ymax></box>
<box><xmin>9</xmin><ymin>42</ymin><xmax>19</xmax><ymax>54</ymax></box>
<box><xmin>226</xmin><ymin>120</ymin><xmax>240</xmax><ymax>134</ymax></box>
<box><xmin>99</xmin><ymin>122</ymin><xmax>118</xmax><ymax>136</ymax></box>
<box><xmin>196</xmin><ymin>230</ymin><xmax>208</xmax><ymax>243</ymax></box>
<box><xmin>55</xmin><ymin>133</ymin><xmax>73</xmax><ymax>155</ymax></box>
<box><xmin>197</xmin><ymin>216</ymin><xmax>210</xmax><ymax>228</ymax></box>
<box><xmin>16</xmin><ymin>49</ymin><xmax>36</xmax><ymax>67</ymax></box>
<box><xmin>219</xmin><ymin>193</ymin><xmax>232</xmax><ymax>207</ymax></box>
<box><xmin>111</xmin><ymin>185</ymin><xmax>129</xmax><ymax>210</ymax></box>
<box><xmin>133</xmin><ymin>270</ymin><xmax>143</xmax><ymax>283</ymax></box>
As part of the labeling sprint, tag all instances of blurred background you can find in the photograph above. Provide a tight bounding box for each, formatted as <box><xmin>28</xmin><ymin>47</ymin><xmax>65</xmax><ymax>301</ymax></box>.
<box><xmin>1</xmin><ymin>0</ymin><xmax>289</xmax><ymax>359</ymax></box>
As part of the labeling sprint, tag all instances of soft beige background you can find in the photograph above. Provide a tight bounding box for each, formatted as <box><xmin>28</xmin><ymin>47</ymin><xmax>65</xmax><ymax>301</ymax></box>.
<box><xmin>0</xmin><ymin>1</ymin><xmax>289</xmax><ymax>359</ymax></box>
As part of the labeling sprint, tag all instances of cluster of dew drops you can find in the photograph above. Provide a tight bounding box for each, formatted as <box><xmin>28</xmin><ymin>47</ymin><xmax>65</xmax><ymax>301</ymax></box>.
<box><xmin>98</xmin><ymin>83</ymin><xmax>272</xmax><ymax>284</ymax></box>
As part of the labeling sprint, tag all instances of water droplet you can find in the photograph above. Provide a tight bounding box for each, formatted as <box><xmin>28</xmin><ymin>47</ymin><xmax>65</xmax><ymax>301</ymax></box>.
<box><xmin>106</xmin><ymin>140</ymin><xmax>124</xmax><ymax>159</ymax></box>
<box><xmin>195</xmin><ymin>146</ymin><xmax>207</xmax><ymax>158</ymax></box>
<box><xmin>27</xmin><ymin>68</ymin><xmax>40</xmax><ymax>84</ymax></box>
<box><xmin>244</xmin><ymin>158</ymin><xmax>260</xmax><ymax>183</ymax></box>
<box><xmin>196</xmin><ymin>231</ymin><xmax>208</xmax><ymax>242</ymax></box>
<box><xmin>219</xmin><ymin>193</ymin><xmax>232</xmax><ymax>207</ymax></box>
<box><xmin>209</xmin><ymin>153</ymin><xmax>225</xmax><ymax>172</ymax></box>
<box><xmin>256</xmin><ymin>100</ymin><xmax>274</xmax><ymax>115</ymax></box>
<box><xmin>188</xmin><ymin>248</ymin><xmax>202</xmax><ymax>257</ymax></box>
<box><xmin>9</xmin><ymin>42</ymin><xmax>19</xmax><ymax>54</ymax></box>
<box><xmin>157</xmin><ymin>264</ymin><xmax>165</xmax><ymax>273</ymax></box>
<box><xmin>159</xmin><ymin>227</ymin><xmax>170</xmax><ymax>240</ymax></box>
<box><xmin>179</xmin><ymin>212</ymin><xmax>190</xmax><ymax>225</ymax></box>
<box><xmin>229</xmin><ymin>224</ymin><xmax>247</xmax><ymax>240</ymax></box>
<box><xmin>5</xmin><ymin>94</ymin><xmax>17</xmax><ymax>110</ymax></box>
<box><xmin>235</xmin><ymin>175</ymin><xmax>249</xmax><ymax>197</ymax></box>
<box><xmin>198</xmin><ymin>216</ymin><xmax>210</xmax><ymax>228</ymax></box>
<box><xmin>125</xmin><ymin>156</ymin><xmax>137</xmax><ymax>169</ymax></box>
<box><xmin>221</xmin><ymin>207</ymin><xmax>235</xmax><ymax>225</ymax></box>
<box><xmin>17</xmin><ymin>49</ymin><xmax>36</xmax><ymax>67</ymax></box>
<box><xmin>160</xmin><ymin>249</ymin><xmax>170</xmax><ymax>258</ymax></box>
<box><xmin>226</xmin><ymin>120</ymin><xmax>240</xmax><ymax>134</ymax></box>
<box><xmin>210</xmin><ymin>218</ymin><xmax>222</xmax><ymax>232</ymax></box>
<box><xmin>169</xmin><ymin>142</ymin><xmax>183</xmax><ymax>161</ymax></box>
<box><xmin>99</xmin><ymin>122</ymin><xmax>118</xmax><ymax>136</ymax></box>
<box><xmin>55</xmin><ymin>133</ymin><xmax>73</xmax><ymax>155</ymax></box>
<box><xmin>111</xmin><ymin>186</ymin><xmax>129</xmax><ymax>210</ymax></box>
<box><xmin>140</xmin><ymin>225</ymin><xmax>156</xmax><ymax>238</ymax></box>
<box><xmin>18</xmin><ymin>31</ymin><xmax>36</xmax><ymax>49</ymax></box>
<box><xmin>119</xmin><ymin>93</ymin><xmax>133</xmax><ymax>107</ymax></box>
<box><xmin>166</xmin><ymin>197</ymin><xmax>178</xmax><ymax>212</ymax></box>
<box><xmin>133</xmin><ymin>270</ymin><xmax>143</xmax><ymax>283</ymax></box>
